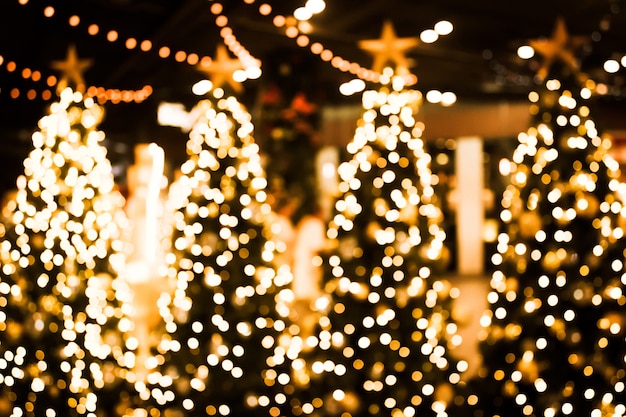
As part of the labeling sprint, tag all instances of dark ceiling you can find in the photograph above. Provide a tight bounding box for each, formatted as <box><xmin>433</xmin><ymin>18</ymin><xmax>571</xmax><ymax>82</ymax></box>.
<box><xmin>1</xmin><ymin>0</ymin><xmax>626</xmax><ymax>195</ymax></box>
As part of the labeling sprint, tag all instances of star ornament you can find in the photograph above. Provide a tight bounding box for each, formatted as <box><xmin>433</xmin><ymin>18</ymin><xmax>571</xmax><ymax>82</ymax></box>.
<box><xmin>529</xmin><ymin>17</ymin><xmax>589</xmax><ymax>81</ymax></box>
<box><xmin>358</xmin><ymin>20</ymin><xmax>419</xmax><ymax>75</ymax></box>
<box><xmin>196</xmin><ymin>44</ymin><xmax>244</xmax><ymax>93</ymax></box>
<box><xmin>50</xmin><ymin>44</ymin><xmax>93</xmax><ymax>93</ymax></box>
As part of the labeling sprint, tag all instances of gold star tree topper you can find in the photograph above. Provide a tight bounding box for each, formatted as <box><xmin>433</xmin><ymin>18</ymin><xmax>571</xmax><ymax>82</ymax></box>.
<box><xmin>529</xmin><ymin>17</ymin><xmax>589</xmax><ymax>81</ymax></box>
<box><xmin>358</xmin><ymin>20</ymin><xmax>419</xmax><ymax>75</ymax></box>
<box><xmin>196</xmin><ymin>44</ymin><xmax>244</xmax><ymax>93</ymax></box>
<box><xmin>50</xmin><ymin>44</ymin><xmax>93</xmax><ymax>93</ymax></box>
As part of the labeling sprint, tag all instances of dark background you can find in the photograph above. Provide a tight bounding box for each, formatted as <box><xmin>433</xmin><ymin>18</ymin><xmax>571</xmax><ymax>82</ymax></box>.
<box><xmin>1</xmin><ymin>0</ymin><xmax>625</xmax><ymax>195</ymax></box>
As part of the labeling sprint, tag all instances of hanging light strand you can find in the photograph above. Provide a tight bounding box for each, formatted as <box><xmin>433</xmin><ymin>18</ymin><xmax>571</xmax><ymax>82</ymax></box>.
<box><xmin>244</xmin><ymin>0</ymin><xmax>387</xmax><ymax>83</ymax></box>
<box><xmin>241</xmin><ymin>0</ymin><xmax>458</xmax><ymax>102</ymax></box>
<box><xmin>209</xmin><ymin>1</ymin><xmax>262</xmax><ymax>81</ymax></box>
<box><xmin>0</xmin><ymin>54</ymin><xmax>152</xmax><ymax>103</ymax></box>
<box><xmin>5</xmin><ymin>0</ymin><xmax>264</xmax><ymax>100</ymax></box>
<box><xmin>253</xmin><ymin>0</ymin><xmax>453</xmax><ymax>86</ymax></box>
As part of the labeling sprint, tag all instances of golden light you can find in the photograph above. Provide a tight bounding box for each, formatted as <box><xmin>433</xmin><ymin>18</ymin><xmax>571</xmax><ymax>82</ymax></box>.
<box><xmin>517</xmin><ymin>45</ymin><xmax>535</xmax><ymax>59</ymax></box>
<box><xmin>0</xmin><ymin>86</ymin><xmax>134</xmax><ymax>415</ymax></box>
<box><xmin>293</xmin><ymin>7</ymin><xmax>313</xmax><ymax>21</ymax></box>
<box><xmin>140</xmin><ymin>40</ymin><xmax>152</xmax><ymax>52</ymax></box>
<box><xmin>125</xmin><ymin>38</ymin><xmax>137</xmax><ymax>49</ymax></box>
<box><xmin>106</xmin><ymin>30</ymin><xmax>118</xmax><ymax>42</ymax></box>
<box><xmin>604</xmin><ymin>59</ymin><xmax>620</xmax><ymax>74</ymax></box>
<box><xmin>306</xmin><ymin>0</ymin><xmax>326</xmax><ymax>14</ymax></box>
<box><xmin>88</xmin><ymin>23</ymin><xmax>99</xmax><ymax>35</ymax></box>
<box><xmin>420</xmin><ymin>29</ymin><xmax>438</xmax><ymax>44</ymax></box>
<box><xmin>158</xmin><ymin>46</ymin><xmax>171</xmax><ymax>58</ymax></box>
<box><xmin>434</xmin><ymin>20</ymin><xmax>453</xmax><ymax>35</ymax></box>
<box><xmin>259</xmin><ymin>4</ymin><xmax>272</xmax><ymax>15</ymax></box>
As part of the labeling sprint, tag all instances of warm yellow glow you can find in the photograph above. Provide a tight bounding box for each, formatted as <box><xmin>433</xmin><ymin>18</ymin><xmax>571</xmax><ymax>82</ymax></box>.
<box><xmin>297</xmin><ymin>72</ymin><xmax>459</xmax><ymax>416</ymax></box>
<box><xmin>156</xmin><ymin>46</ymin><xmax>170</xmax><ymax>59</ymax></box>
<box><xmin>125</xmin><ymin>37</ymin><xmax>137</xmax><ymax>49</ymax></box>
<box><xmin>293</xmin><ymin>7</ymin><xmax>312</xmax><ymax>21</ymax></box>
<box><xmin>0</xmin><ymin>86</ymin><xmax>132</xmax><ymax>415</ymax></box>
<box><xmin>144</xmin><ymin>90</ymin><xmax>295</xmax><ymax>415</ymax></box>
<box><xmin>518</xmin><ymin>45</ymin><xmax>535</xmax><ymax>59</ymax></box>
<box><xmin>259</xmin><ymin>4</ymin><xmax>272</xmax><ymax>15</ymax></box>
<box><xmin>107</xmin><ymin>30</ymin><xmax>118</xmax><ymax>42</ymax></box>
<box><xmin>604</xmin><ymin>59</ymin><xmax>620</xmax><ymax>74</ymax></box>
<box><xmin>420</xmin><ymin>29</ymin><xmax>438</xmax><ymax>44</ymax></box>
<box><xmin>434</xmin><ymin>20</ymin><xmax>453</xmax><ymax>35</ymax></box>
<box><xmin>484</xmin><ymin>55</ymin><xmax>626</xmax><ymax>417</ymax></box>
<box><xmin>68</xmin><ymin>15</ymin><xmax>80</xmax><ymax>26</ymax></box>
<box><xmin>140</xmin><ymin>40</ymin><xmax>152</xmax><ymax>52</ymax></box>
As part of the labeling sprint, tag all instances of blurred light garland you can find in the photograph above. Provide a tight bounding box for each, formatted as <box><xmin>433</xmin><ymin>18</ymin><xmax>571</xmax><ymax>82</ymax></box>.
<box><xmin>3</xmin><ymin>0</ymin><xmax>265</xmax><ymax>101</ymax></box>
<box><xmin>0</xmin><ymin>53</ymin><xmax>153</xmax><ymax>104</ymax></box>
<box><xmin>264</xmin><ymin>1</ymin><xmax>452</xmax><ymax>93</ymax></box>
<box><xmin>6</xmin><ymin>0</ymin><xmax>625</xmax><ymax>102</ymax></box>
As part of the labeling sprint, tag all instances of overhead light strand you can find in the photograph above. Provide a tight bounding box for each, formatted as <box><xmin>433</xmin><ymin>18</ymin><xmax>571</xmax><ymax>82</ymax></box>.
<box><xmin>250</xmin><ymin>1</ymin><xmax>457</xmax><ymax>102</ymax></box>
<box><xmin>6</xmin><ymin>0</ymin><xmax>263</xmax><ymax>99</ymax></box>
<box><xmin>0</xmin><ymin>52</ymin><xmax>153</xmax><ymax>103</ymax></box>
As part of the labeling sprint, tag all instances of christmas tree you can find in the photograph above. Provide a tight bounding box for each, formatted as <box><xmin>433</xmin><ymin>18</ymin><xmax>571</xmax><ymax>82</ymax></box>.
<box><xmin>0</xmin><ymin>81</ymin><xmax>133</xmax><ymax>416</ymax></box>
<box><xmin>287</xmin><ymin>69</ymin><xmax>465</xmax><ymax>417</ymax></box>
<box><xmin>469</xmin><ymin>19</ymin><xmax>626</xmax><ymax>417</ymax></box>
<box><xmin>135</xmin><ymin>84</ymin><xmax>295</xmax><ymax>417</ymax></box>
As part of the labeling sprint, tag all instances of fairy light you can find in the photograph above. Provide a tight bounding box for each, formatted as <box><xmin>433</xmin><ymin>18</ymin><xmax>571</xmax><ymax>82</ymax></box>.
<box><xmin>271</xmin><ymin>11</ymin><xmax>456</xmax><ymax>101</ymax></box>
<box><xmin>263</xmin><ymin>1</ymin><xmax>452</xmax><ymax>89</ymax></box>
<box><xmin>425</xmin><ymin>90</ymin><xmax>457</xmax><ymax>107</ymax></box>
<box><xmin>517</xmin><ymin>45</ymin><xmax>535</xmax><ymax>60</ymax></box>
<box><xmin>12</xmin><ymin>0</ymin><xmax>626</xmax><ymax>100</ymax></box>
<box><xmin>8</xmin><ymin>0</ymin><xmax>262</xmax><ymax>98</ymax></box>
<box><xmin>15</xmin><ymin>0</ymin><xmax>445</xmax><ymax>103</ymax></box>
<box><xmin>208</xmin><ymin>3</ymin><xmax>262</xmax><ymax>79</ymax></box>
<box><xmin>0</xmin><ymin>53</ymin><xmax>152</xmax><ymax>103</ymax></box>
<box><xmin>604</xmin><ymin>59</ymin><xmax>620</xmax><ymax>73</ymax></box>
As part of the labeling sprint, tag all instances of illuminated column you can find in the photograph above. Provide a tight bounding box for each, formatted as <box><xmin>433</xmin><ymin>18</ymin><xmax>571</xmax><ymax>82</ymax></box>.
<box><xmin>454</xmin><ymin>136</ymin><xmax>484</xmax><ymax>275</ymax></box>
<box><xmin>316</xmin><ymin>145</ymin><xmax>339</xmax><ymax>222</ymax></box>
<box><xmin>123</xmin><ymin>143</ymin><xmax>169</xmax><ymax>377</ymax></box>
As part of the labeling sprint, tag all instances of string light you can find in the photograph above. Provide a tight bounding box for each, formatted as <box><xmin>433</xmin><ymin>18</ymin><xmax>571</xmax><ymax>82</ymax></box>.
<box><xmin>265</xmin><ymin>3</ymin><xmax>457</xmax><ymax>102</ymax></box>
<box><xmin>9</xmin><ymin>0</ymin><xmax>626</xmax><ymax>102</ymax></box>
<box><xmin>7</xmin><ymin>0</ymin><xmax>262</xmax><ymax>99</ymax></box>
<box><xmin>0</xmin><ymin>2</ymin><xmax>504</xmax><ymax>110</ymax></box>
<box><xmin>0</xmin><ymin>0</ymin><xmax>261</xmax><ymax>100</ymax></box>
<box><xmin>261</xmin><ymin>1</ymin><xmax>452</xmax><ymax>89</ymax></box>
<box><xmin>13</xmin><ymin>0</ymin><xmax>453</xmax><ymax>99</ymax></box>
<box><xmin>0</xmin><ymin>52</ymin><xmax>152</xmax><ymax>103</ymax></box>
